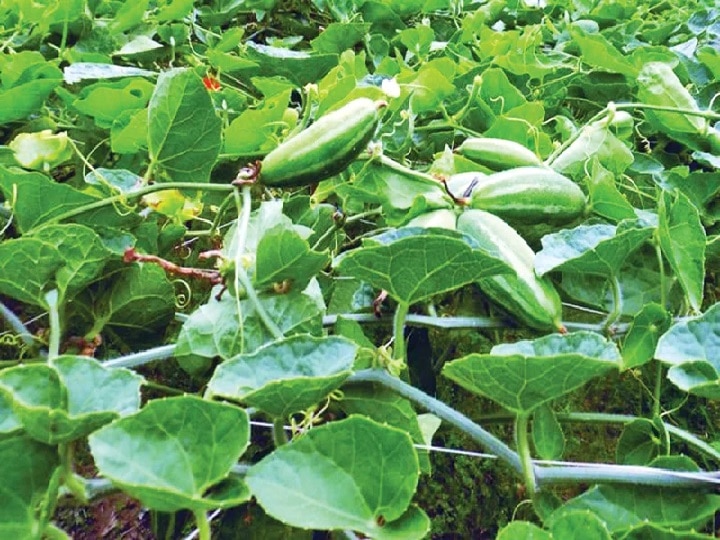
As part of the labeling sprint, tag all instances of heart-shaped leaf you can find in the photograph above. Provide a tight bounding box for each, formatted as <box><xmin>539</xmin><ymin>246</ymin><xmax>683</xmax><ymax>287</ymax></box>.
<box><xmin>246</xmin><ymin>416</ymin><xmax>427</xmax><ymax>538</ymax></box>
<box><xmin>206</xmin><ymin>335</ymin><xmax>356</xmax><ymax>418</ymax></box>
<box><xmin>443</xmin><ymin>332</ymin><xmax>620</xmax><ymax>414</ymax></box>
<box><xmin>89</xmin><ymin>395</ymin><xmax>250</xmax><ymax>512</ymax></box>
<box><xmin>0</xmin><ymin>356</ymin><xmax>144</xmax><ymax>444</ymax></box>
<box><xmin>148</xmin><ymin>68</ymin><xmax>222</xmax><ymax>183</ymax></box>
<box><xmin>334</xmin><ymin>227</ymin><xmax>511</xmax><ymax>306</ymax></box>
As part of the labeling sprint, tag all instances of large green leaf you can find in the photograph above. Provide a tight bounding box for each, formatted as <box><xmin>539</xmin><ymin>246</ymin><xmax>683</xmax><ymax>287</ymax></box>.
<box><xmin>0</xmin><ymin>167</ymin><xmax>135</xmax><ymax>233</ymax></box>
<box><xmin>94</xmin><ymin>264</ymin><xmax>175</xmax><ymax>340</ymax></box>
<box><xmin>148</xmin><ymin>68</ymin><xmax>222</xmax><ymax>183</ymax></box>
<box><xmin>535</xmin><ymin>221</ymin><xmax>653</xmax><ymax>277</ymax></box>
<box><xmin>246</xmin><ymin>416</ymin><xmax>428</xmax><ymax>539</ymax></box>
<box><xmin>89</xmin><ymin>396</ymin><xmax>250</xmax><ymax>512</ymax></box>
<box><xmin>334</xmin><ymin>227</ymin><xmax>511</xmax><ymax>306</ymax></box>
<box><xmin>655</xmin><ymin>302</ymin><xmax>720</xmax><ymax>398</ymax></box>
<box><xmin>442</xmin><ymin>332</ymin><xmax>620</xmax><ymax>414</ymax></box>
<box><xmin>658</xmin><ymin>190</ymin><xmax>705</xmax><ymax>313</ymax></box>
<box><xmin>0</xmin><ymin>356</ymin><xmax>144</xmax><ymax>444</ymax></box>
<box><xmin>0</xmin><ymin>435</ymin><xmax>59</xmax><ymax>539</ymax></box>
<box><xmin>206</xmin><ymin>335</ymin><xmax>356</xmax><ymax>418</ymax></box>
<box><xmin>28</xmin><ymin>224</ymin><xmax>111</xmax><ymax>302</ymax></box>
<box><xmin>549</xmin><ymin>481</ymin><xmax>720</xmax><ymax>534</ymax></box>
<box><xmin>175</xmin><ymin>288</ymin><xmax>324</xmax><ymax>376</ymax></box>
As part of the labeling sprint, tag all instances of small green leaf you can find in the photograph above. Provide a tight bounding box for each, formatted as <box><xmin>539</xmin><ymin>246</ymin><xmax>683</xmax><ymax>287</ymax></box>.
<box><xmin>550</xmin><ymin>510</ymin><xmax>612</xmax><ymax>540</ymax></box>
<box><xmin>148</xmin><ymin>68</ymin><xmax>222</xmax><ymax>183</ymax></box>
<box><xmin>0</xmin><ymin>52</ymin><xmax>63</xmax><ymax>124</ymax></box>
<box><xmin>332</xmin><ymin>163</ymin><xmax>452</xmax><ymax>227</ymax></box>
<box><xmin>616</xmin><ymin>417</ymin><xmax>668</xmax><ymax>466</ymax></box>
<box><xmin>658</xmin><ymin>190</ymin><xmax>705</xmax><ymax>313</ymax></box>
<box><xmin>246</xmin><ymin>416</ymin><xmax>423</xmax><ymax>537</ymax></box>
<box><xmin>443</xmin><ymin>332</ymin><xmax>620</xmax><ymax>414</ymax></box>
<box><xmin>570</xmin><ymin>27</ymin><xmax>638</xmax><ymax>77</ymax></box>
<box><xmin>243</xmin><ymin>42</ymin><xmax>339</xmax><ymax>87</ymax></box>
<box><xmin>655</xmin><ymin>303</ymin><xmax>720</xmax><ymax>398</ymax></box>
<box><xmin>621</xmin><ymin>303</ymin><xmax>671</xmax><ymax>370</ymax></box>
<box><xmin>636</xmin><ymin>62</ymin><xmax>707</xmax><ymax>135</ymax></box>
<box><xmin>254</xmin><ymin>224</ymin><xmax>330</xmax><ymax>292</ymax></box>
<box><xmin>532</xmin><ymin>404</ymin><xmax>565</xmax><ymax>461</ymax></box>
<box><xmin>0</xmin><ymin>237</ymin><xmax>63</xmax><ymax>307</ymax></box>
<box><xmin>535</xmin><ymin>221</ymin><xmax>653</xmax><ymax>278</ymax></box>
<box><xmin>619</xmin><ymin>523</ymin><xmax>715</xmax><ymax>539</ymax></box>
<box><xmin>0</xmin><ymin>434</ymin><xmax>60</xmax><ymax>539</ymax></box>
<box><xmin>223</xmin><ymin>90</ymin><xmax>291</xmax><ymax>156</ymax></box>
<box><xmin>89</xmin><ymin>396</ymin><xmax>250</xmax><ymax>512</ymax></box>
<box><xmin>587</xmin><ymin>159</ymin><xmax>636</xmax><ymax>222</ymax></box>
<box><xmin>311</xmin><ymin>22</ymin><xmax>371</xmax><ymax>53</ymax></box>
<box><xmin>334</xmin><ymin>227</ymin><xmax>510</xmax><ymax>306</ymax></box>
<box><xmin>339</xmin><ymin>383</ymin><xmax>431</xmax><ymax>473</ymax></box>
<box><xmin>72</xmin><ymin>79</ymin><xmax>155</xmax><ymax>129</ymax></box>
<box><xmin>206</xmin><ymin>335</ymin><xmax>356</xmax><ymax>418</ymax></box>
<box><xmin>497</xmin><ymin>521</ymin><xmax>551</xmax><ymax>539</ymax></box>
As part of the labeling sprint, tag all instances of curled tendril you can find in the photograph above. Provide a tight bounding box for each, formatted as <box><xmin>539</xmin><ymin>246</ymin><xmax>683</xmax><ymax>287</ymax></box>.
<box><xmin>173</xmin><ymin>279</ymin><xmax>193</xmax><ymax>310</ymax></box>
<box><xmin>0</xmin><ymin>332</ymin><xmax>29</xmax><ymax>359</ymax></box>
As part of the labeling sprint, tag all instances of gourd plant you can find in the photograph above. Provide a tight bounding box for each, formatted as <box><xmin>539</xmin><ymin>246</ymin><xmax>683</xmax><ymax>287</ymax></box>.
<box><xmin>1</xmin><ymin>1</ymin><xmax>720</xmax><ymax>539</ymax></box>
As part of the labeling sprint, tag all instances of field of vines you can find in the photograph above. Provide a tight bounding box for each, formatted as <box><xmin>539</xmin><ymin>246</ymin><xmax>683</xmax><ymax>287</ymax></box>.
<box><xmin>1</xmin><ymin>0</ymin><xmax>720</xmax><ymax>538</ymax></box>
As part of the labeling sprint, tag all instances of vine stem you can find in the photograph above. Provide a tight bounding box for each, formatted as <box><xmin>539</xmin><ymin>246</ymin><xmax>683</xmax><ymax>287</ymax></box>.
<box><xmin>515</xmin><ymin>413</ymin><xmax>537</xmax><ymax>498</ymax></box>
<box><xmin>348</xmin><ymin>370</ymin><xmax>720</xmax><ymax>488</ymax></box>
<box><xmin>392</xmin><ymin>302</ymin><xmax>410</xmax><ymax>364</ymax></box>
<box><xmin>45</xmin><ymin>290</ymin><xmax>60</xmax><ymax>361</ymax></box>
<box><xmin>103</xmin><ymin>344</ymin><xmax>176</xmax><ymax>369</ymax></box>
<box><xmin>44</xmin><ymin>182</ymin><xmax>236</xmax><ymax>226</ymax></box>
<box><xmin>348</xmin><ymin>369</ymin><xmax>523</xmax><ymax>474</ymax></box>
<box><xmin>193</xmin><ymin>510</ymin><xmax>211</xmax><ymax>540</ymax></box>
<box><xmin>372</xmin><ymin>154</ymin><xmax>443</xmax><ymax>186</ymax></box>
<box><xmin>602</xmin><ymin>275</ymin><xmax>623</xmax><ymax>330</ymax></box>
<box><xmin>473</xmin><ymin>411</ymin><xmax>720</xmax><ymax>464</ymax></box>
<box><xmin>653</xmin><ymin>234</ymin><xmax>667</xmax><ymax>419</ymax></box>
<box><xmin>229</xmin><ymin>183</ymin><xmax>283</xmax><ymax>344</ymax></box>
<box><xmin>613</xmin><ymin>102</ymin><xmax>720</xmax><ymax>121</ymax></box>
<box><xmin>272</xmin><ymin>418</ymin><xmax>288</xmax><ymax>446</ymax></box>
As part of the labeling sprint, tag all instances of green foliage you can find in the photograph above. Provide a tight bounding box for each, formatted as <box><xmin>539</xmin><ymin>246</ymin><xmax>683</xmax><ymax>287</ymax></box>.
<box><xmin>1</xmin><ymin>1</ymin><xmax>720</xmax><ymax>538</ymax></box>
